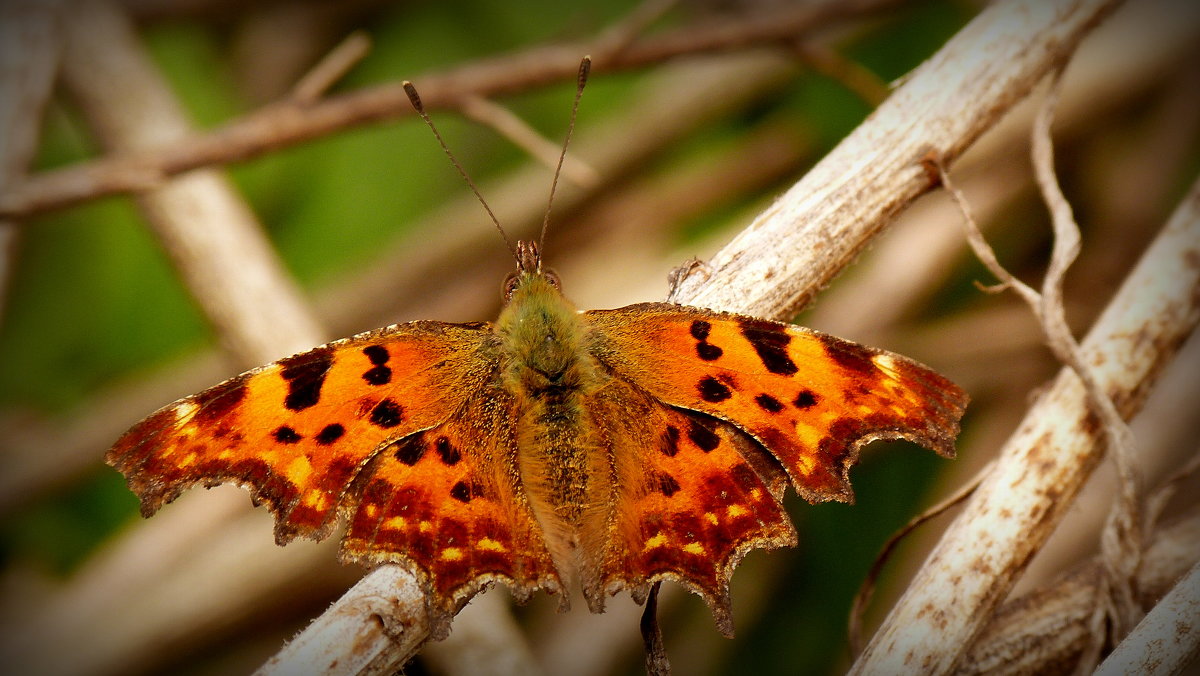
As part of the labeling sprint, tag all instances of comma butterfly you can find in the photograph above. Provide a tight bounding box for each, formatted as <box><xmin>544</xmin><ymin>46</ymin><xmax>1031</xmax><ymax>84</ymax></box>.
<box><xmin>106</xmin><ymin>58</ymin><xmax>967</xmax><ymax>642</ymax></box>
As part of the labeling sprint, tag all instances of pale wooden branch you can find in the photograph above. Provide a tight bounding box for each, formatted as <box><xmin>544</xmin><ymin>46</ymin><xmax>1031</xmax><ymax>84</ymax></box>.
<box><xmin>851</xmin><ymin>172</ymin><xmax>1200</xmax><ymax>672</ymax></box>
<box><xmin>4</xmin><ymin>2</ymin><xmax>1190</xmax><ymax>672</ymax></box>
<box><xmin>953</xmin><ymin>504</ymin><xmax>1200</xmax><ymax>675</ymax></box>
<box><xmin>59</xmin><ymin>0</ymin><xmax>325</xmax><ymax>366</ymax></box>
<box><xmin>0</xmin><ymin>0</ymin><xmax>904</xmax><ymax>219</ymax></box>
<box><xmin>1094</xmin><ymin>563</ymin><xmax>1200</xmax><ymax>675</ymax></box>
<box><xmin>670</xmin><ymin>0</ymin><xmax>1127</xmax><ymax>319</ymax></box>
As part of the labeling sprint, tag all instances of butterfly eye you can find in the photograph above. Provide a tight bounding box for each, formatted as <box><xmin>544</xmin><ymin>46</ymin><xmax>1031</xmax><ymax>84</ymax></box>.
<box><xmin>502</xmin><ymin>272</ymin><xmax>521</xmax><ymax>301</ymax></box>
<box><xmin>543</xmin><ymin>269</ymin><xmax>562</xmax><ymax>290</ymax></box>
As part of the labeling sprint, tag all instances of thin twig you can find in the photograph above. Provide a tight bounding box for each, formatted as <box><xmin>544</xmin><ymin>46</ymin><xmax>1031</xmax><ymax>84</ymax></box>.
<box><xmin>460</xmin><ymin>95</ymin><xmax>599</xmax><ymax>188</ymax></box>
<box><xmin>792</xmin><ymin>42</ymin><xmax>890</xmax><ymax>106</ymax></box>
<box><xmin>1029</xmin><ymin>69</ymin><xmax>1144</xmax><ymax>669</ymax></box>
<box><xmin>290</xmin><ymin>30</ymin><xmax>372</xmax><ymax>105</ymax></box>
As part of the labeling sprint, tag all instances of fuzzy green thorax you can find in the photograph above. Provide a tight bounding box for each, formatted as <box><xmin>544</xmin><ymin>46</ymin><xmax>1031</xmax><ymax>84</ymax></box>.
<box><xmin>496</xmin><ymin>269</ymin><xmax>593</xmax><ymax>394</ymax></box>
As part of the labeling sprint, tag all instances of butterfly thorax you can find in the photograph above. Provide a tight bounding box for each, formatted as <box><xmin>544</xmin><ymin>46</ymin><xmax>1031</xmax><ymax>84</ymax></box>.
<box><xmin>495</xmin><ymin>269</ymin><xmax>613</xmax><ymax>581</ymax></box>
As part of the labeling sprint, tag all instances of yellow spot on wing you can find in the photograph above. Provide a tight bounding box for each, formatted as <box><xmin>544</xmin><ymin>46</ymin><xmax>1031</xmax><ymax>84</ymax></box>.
<box><xmin>727</xmin><ymin>504</ymin><xmax>748</xmax><ymax>518</ymax></box>
<box><xmin>419</xmin><ymin>521</ymin><xmax>433</xmax><ymax>533</ymax></box>
<box><xmin>683</xmin><ymin>542</ymin><xmax>706</xmax><ymax>555</ymax></box>
<box><xmin>303</xmin><ymin>489</ymin><xmax>329</xmax><ymax>510</ymax></box>
<box><xmin>441</xmin><ymin>547</ymin><xmax>463</xmax><ymax>561</ymax></box>
<box><xmin>180</xmin><ymin>453</ymin><xmax>197</xmax><ymax>467</ymax></box>
<box><xmin>365</xmin><ymin>504</ymin><xmax>378</xmax><ymax>518</ymax></box>
<box><xmin>643</xmin><ymin>532</ymin><xmax>668</xmax><ymax>551</ymax></box>
<box><xmin>705</xmin><ymin>512</ymin><xmax>719</xmax><ymax>525</ymax></box>
<box><xmin>478</xmin><ymin>538</ymin><xmax>506</xmax><ymax>553</ymax></box>
<box><xmin>285</xmin><ymin>456</ymin><xmax>313</xmax><ymax>486</ymax></box>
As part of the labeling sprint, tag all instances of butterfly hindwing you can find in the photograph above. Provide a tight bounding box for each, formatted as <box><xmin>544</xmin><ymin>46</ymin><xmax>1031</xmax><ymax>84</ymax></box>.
<box><xmin>589</xmin><ymin>376</ymin><xmax>796</xmax><ymax>636</ymax></box>
<box><xmin>587</xmin><ymin>303</ymin><xmax>968</xmax><ymax>504</ymax></box>
<box><xmin>339</xmin><ymin>385</ymin><xmax>561</xmax><ymax>638</ymax></box>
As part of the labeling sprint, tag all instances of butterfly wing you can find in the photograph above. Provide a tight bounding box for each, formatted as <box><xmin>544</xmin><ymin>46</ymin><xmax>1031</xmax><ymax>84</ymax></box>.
<box><xmin>107</xmin><ymin>320</ymin><xmax>560</xmax><ymax>637</ymax></box>
<box><xmin>587</xmin><ymin>303</ymin><xmax>967</xmax><ymax>504</ymax></box>
<box><xmin>339</xmin><ymin>383</ymin><xmax>562</xmax><ymax>637</ymax></box>
<box><xmin>583</xmin><ymin>303</ymin><xmax>966</xmax><ymax>631</ymax></box>
<box><xmin>586</xmin><ymin>375</ymin><xmax>796</xmax><ymax>636</ymax></box>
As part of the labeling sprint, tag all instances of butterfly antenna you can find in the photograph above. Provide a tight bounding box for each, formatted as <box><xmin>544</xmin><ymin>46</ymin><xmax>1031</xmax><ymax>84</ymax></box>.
<box><xmin>538</xmin><ymin>55</ymin><xmax>591</xmax><ymax>251</ymax></box>
<box><xmin>403</xmin><ymin>81</ymin><xmax>516</xmax><ymax>258</ymax></box>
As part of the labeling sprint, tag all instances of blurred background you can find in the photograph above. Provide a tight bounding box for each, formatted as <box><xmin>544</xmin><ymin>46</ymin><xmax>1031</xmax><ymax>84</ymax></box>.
<box><xmin>1</xmin><ymin>0</ymin><xmax>1197</xmax><ymax>674</ymax></box>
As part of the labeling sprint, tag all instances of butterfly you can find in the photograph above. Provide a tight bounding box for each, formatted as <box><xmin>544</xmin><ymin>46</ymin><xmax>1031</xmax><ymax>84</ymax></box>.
<box><xmin>106</xmin><ymin>59</ymin><xmax>967</xmax><ymax>642</ymax></box>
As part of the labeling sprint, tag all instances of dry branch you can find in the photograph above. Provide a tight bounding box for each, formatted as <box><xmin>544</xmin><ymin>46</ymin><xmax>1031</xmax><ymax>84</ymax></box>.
<box><xmin>0</xmin><ymin>0</ymin><xmax>903</xmax><ymax>219</ymax></box>
<box><xmin>670</xmin><ymin>0</ymin><xmax>1126</xmax><ymax>320</ymax></box>
<box><xmin>1094</xmin><ymin>559</ymin><xmax>1200</xmax><ymax>676</ymax></box>
<box><xmin>954</xmin><ymin>505</ymin><xmax>1200</xmax><ymax>675</ymax></box>
<box><xmin>851</xmin><ymin>173</ymin><xmax>1200</xmax><ymax>672</ymax></box>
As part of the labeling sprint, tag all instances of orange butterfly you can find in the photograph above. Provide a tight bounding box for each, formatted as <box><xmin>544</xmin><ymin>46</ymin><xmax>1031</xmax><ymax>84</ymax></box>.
<box><xmin>106</xmin><ymin>60</ymin><xmax>967</xmax><ymax>642</ymax></box>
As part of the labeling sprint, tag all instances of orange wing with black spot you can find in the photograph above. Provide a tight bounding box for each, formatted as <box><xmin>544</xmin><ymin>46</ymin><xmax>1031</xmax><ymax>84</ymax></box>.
<box><xmin>586</xmin><ymin>375</ymin><xmax>796</xmax><ymax>637</ymax></box>
<box><xmin>580</xmin><ymin>303</ymin><xmax>965</xmax><ymax>631</ymax></box>
<box><xmin>106</xmin><ymin>320</ymin><xmax>559</xmax><ymax>637</ymax></box>
<box><xmin>587</xmin><ymin>303</ymin><xmax>967</xmax><ymax>505</ymax></box>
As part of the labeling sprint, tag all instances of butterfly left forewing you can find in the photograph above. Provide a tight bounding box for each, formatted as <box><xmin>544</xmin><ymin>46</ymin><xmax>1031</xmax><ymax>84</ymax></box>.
<box><xmin>587</xmin><ymin>303</ymin><xmax>967</xmax><ymax>504</ymax></box>
<box><xmin>107</xmin><ymin>320</ymin><xmax>493</xmax><ymax>544</ymax></box>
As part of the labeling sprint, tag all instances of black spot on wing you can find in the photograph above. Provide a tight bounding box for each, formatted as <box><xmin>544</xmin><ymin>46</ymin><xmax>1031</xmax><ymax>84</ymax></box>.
<box><xmin>696</xmin><ymin>342</ymin><xmax>723</xmax><ymax>361</ymax></box>
<box><xmin>316</xmin><ymin>423</ymin><xmax>345</xmax><ymax>445</ymax></box>
<box><xmin>436</xmin><ymin>436</ymin><xmax>461</xmax><ymax>466</ymax></box>
<box><xmin>739</xmin><ymin>319</ymin><xmax>798</xmax><ymax>375</ymax></box>
<box><xmin>369</xmin><ymin>398</ymin><xmax>403</xmax><ymax>428</ymax></box>
<box><xmin>280</xmin><ymin>348</ymin><xmax>334</xmax><ymax>411</ymax></box>
<box><xmin>273</xmin><ymin>426</ymin><xmax>302</xmax><ymax>444</ymax></box>
<box><xmin>658</xmin><ymin>473</ymin><xmax>681</xmax><ymax>497</ymax></box>
<box><xmin>362</xmin><ymin>365</ymin><xmax>392</xmax><ymax>385</ymax></box>
<box><xmin>754</xmin><ymin>393</ymin><xmax>784</xmax><ymax>413</ymax></box>
<box><xmin>450</xmin><ymin>481</ymin><xmax>471</xmax><ymax>503</ymax></box>
<box><xmin>687</xmin><ymin>418</ymin><xmax>721</xmax><ymax>452</ymax></box>
<box><xmin>689</xmin><ymin>319</ymin><xmax>723</xmax><ymax>361</ymax></box>
<box><xmin>393</xmin><ymin>433</ymin><xmax>425</xmax><ymax>466</ymax></box>
<box><xmin>794</xmin><ymin>390</ymin><xmax>818</xmax><ymax>409</ymax></box>
<box><xmin>697</xmin><ymin>376</ymin><xmax>733</xmax><ymax>402</ymax></box>
<box><xmin>363</xmin><ymin>345</ymin><xmax>390</xmax><ymax>365</ymax></box>
<box><xmin>662</xmin><ymin>426</ymin><xmax>681</xmax><ymax>457</ymax></box>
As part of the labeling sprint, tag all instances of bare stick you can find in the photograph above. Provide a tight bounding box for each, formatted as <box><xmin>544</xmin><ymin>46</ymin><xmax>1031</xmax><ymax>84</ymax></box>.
<box><xmin>953</xmin><ymin>503</ymin><xmax>1200</xmax><ymax>675</ymax></box>
<box><xmin>460</xmin><ymin>95</ymin><xmax>599</xmax><ymax>188</ymax></box>
<box><xmin>290</xmin><ymin>31</ymin><xmax>372</xmax><ymax>104</ymax></box>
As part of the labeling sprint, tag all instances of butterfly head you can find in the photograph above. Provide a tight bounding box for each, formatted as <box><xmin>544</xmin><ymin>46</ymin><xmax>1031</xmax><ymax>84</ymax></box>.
<box><xmin>503</xmin><ymin>240</ymin><xmax>562</xmax><ymax>305</ymax></box>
